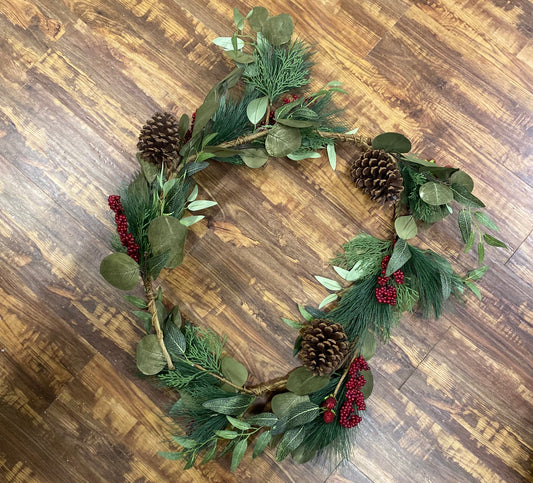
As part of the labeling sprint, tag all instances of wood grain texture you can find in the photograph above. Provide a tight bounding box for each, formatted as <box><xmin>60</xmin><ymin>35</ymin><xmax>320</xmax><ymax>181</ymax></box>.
<box><xmin>1</xmin><ymin>0</ymin><xmax>532</xmax><ymax>481</ymax></box>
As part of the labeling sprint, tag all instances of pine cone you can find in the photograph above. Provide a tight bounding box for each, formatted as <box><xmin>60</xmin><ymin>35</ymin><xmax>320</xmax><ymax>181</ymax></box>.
<box><xmin>298</xmin><ymin>319</ymin><xmax>349</xmax><ymax>376</ymax></box>
<box><xmin>350</xmin><ymin>149</ymin><xmax>403</xmax><ymax>204</ymax></box>
<box><xmin>137</xmin><ymin>112</ymin><xmax>181</xmax><ymax>167</ymax></box>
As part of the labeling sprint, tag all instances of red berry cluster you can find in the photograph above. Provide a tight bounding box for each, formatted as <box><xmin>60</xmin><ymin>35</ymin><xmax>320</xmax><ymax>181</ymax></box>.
<box><xmin>375</xmin><ymin>255</ymin><xmax>404</xmax><ymax>305</ymax></box>
<box><xmin>339</xmin><ymin>356</ymin><xmax>369</xmax><ymax>428</ymax></box>
<box><xmin>108</xmin><ymin>195</ymin><xmax>140</xmax><ymax>262</ymax></box>
<box><xmin>184</xmin><ymin>110</ymin><xmax>197</xmax><ymax>143</ymax></box>
<box><xmin>321</xmin><ymin>396</ymin><xmax>337</xmax><ymax>424</ymax></box>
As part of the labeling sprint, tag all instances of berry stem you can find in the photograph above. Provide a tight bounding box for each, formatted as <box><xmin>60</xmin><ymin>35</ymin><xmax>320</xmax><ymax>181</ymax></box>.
<box><xmin>332</xmin><ymin>350</ymin><xmax>360</xmax><ymax>399</ymax></box>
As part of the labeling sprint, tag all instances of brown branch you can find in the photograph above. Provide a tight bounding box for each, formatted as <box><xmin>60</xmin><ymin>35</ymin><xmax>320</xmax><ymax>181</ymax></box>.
<box><xmin>245</xmin><ymin>375</ymin><xmax>289</xmax><ymax>395</ymax></box>
<box><xmin>143</xmin><ymin>276</ymin><xmax>175</xmax><ymax>370</ymax></box>
<box><xmin>332</xmin><ymin>350</ymin><xmax>360</xmax><ymax>399</ymax></box>
<box><xmin>316</xmin><ymin>131</ymin><xmax>372</xmax><ymax>151</ymax></box>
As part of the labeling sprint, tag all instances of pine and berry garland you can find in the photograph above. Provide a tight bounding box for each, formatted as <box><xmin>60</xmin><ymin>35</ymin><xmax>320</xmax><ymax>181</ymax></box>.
<box><xmin>98</xmin><ymin>5</ymin><xmax>508</xmax><ymax>473</ymax></box>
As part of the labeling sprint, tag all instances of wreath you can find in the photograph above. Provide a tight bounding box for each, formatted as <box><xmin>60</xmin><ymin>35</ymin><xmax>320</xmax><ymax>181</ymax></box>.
<box><xmin>99</xmin><ymin>6</ymin><xmax>507</xmax><ymax>471</ymax></box>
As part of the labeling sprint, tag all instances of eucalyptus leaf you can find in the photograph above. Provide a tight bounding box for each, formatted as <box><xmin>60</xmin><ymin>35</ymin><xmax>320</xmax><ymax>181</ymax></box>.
<box><xmin>318</xmin><ymin>293</ymin><xmax>338</xmax><ymax>309</ymax></box>
<box><xmin>265</xmin><ymin>124</ymin><xmax>302</xmax><ymax>157</ymax></box>
<box><xmin>201</xmin><ymin>442</ymin><xmax>217</xmax><ymax>464</ymax></box>
<box><xmin>202</xmin><ymin>395</ymin><xmax>255</xmax><ymax>416</ymax></box>
<box><xmin>474</xmin><ymin>211</ymin><xmax>499</xmax><ymax>231</ymax></box>
<box><xmin>247</xmin><ymin>96</ymin><xmax>269</xmax><ymax>125</ymax></box>
<box><xmin>231</xmin><ymin>439</ymin><xmax>247</xmax><ymax>472</ymax></box>
<box><xmin>261</xmin><ymin>13</ymin><xmax>294</xmax><ymax>45</ymax></box>
<box><xmin>286</xmin><ymin>367</ymin><xmax>330</xmax><ymax>396</ymax></box>
<box><xmin>281</xmin><ymin>317</ymin><xmax>302</xmax><ymax>329</ymax></box>
<box><xmin>458</xmin><ymin>209</ymin><xmax>472</xmax><ymax>243</ymax></box>
<box><xmin>467</xmin><ymin>265</ymin><xmax>488</xmax><ymax>281</ymax></box>
<box><xmin>253</xmin><ymin>431</ymin><xmax>272</xmax><ymax>458</ymax></box>
<box><xmin>226</xmin><ymin>51</ymin><xmax>255</xmax><ymax>64</ymax></box>
<box><xmin>100</xmin><ymin>253</ymin><xmax>140</xmax><ymax>291</ymax></box>
<box><xmin>213</xmin><ymin>37</ymin><xmax>245</xmax><ymax>51</ymax></box>
<box><xmin>464</xmin><ymin>280</ymin><xmax>481</xmax><ymax>300</ymax></box>
<box><xmin>159</xmin><ymin>451</ymin><xmax>184</xmax><ymax>461</ymax></box>
<box><xmin>180</xmin><ymin>215</ymin><xmax>205</xmax><ymax>227</ymax></box>
<box><xmin>272</xmin><ymin>401</ymin><xmax>320</xmax><ymax>434</ymax></box>
<box><xmin>385</xmin><ymin>239</ymin><xmax>411</xmax><ymax>276</ymax></box>
<box><xmin>394</xmin><ymin>215</ymin><xmax>418</xmax><ymax>239</ymax></box>
<box><xmin>419</xmin><ymin>182</ymin><xmax>454</xmax><ymax>206</ymax></box>
<box><xmin>276</xmin><ymin>118</ymin><xmax>317</xmax><ymax>128</ymax></box>
<box><xmin>246</xmin><ymin>412</ymin><xmax>278</xmax><ymax>427</ymax></box>
<box><xmin>333</xmin><ymin>266</ymin><xmax>350</xmax><ymax>279</ymax></box>
<box><xmin>221</xmin><ymin>356</ymin><xmax>248</xmax><ymax>387</ymax></box>
<box><xmin>136</xmin><ymin>153</ymin><xmax>159</xmax><ymax>183</ymax></box>
<box><xmin>464</xmin><ymin>230</ymin><xmax>476</xmax><ymax>253</ymax></box>
<box><xmin>276</xmin><ymin>426</ymin><xmax>306</xmax><ymax>462</ymax></box>
<box><xmin>166</xmin><ymin>305</ymin><xmax>183</xmax><ymax>329</ymax></box>
<box><xmin>188</xmin><ymin>200</ymin><xmax>218</xmax><ymax>211</ymax></box>
<box><xmin>344</xmin><ymin>128</ymin><xmax>359</xmax><ymax>135</ymax></box>
<box><xmin>360</xmin><ymin>369</ymin><xmax>374</xmax><ymax>399</ymax></box>
<box><xmin>449</xmin><ymin>170</ymin><xmax>474</xmax><ymax>191</ymax></box>
<box><xmin>287</xmin><ymin>150</ymin><xmax>321</xmax><ymax>161</ymax></box>
<box><xmin>271</xmin><ymin>393</ymin><xmax>309</xmax><ymax>417</ymax></box>
<box><xmin>483</xmin><ymin>234</ymin><xmax>507</xmax><ymax>248</ymax></box>
<box><xmin>136</xmin><ymin>334</ymin><xmax>166</xmax><ymax>375</ymax></box>
<box><xmin>227</xmin><ymin>415</ymin><xmax>251</xmax><ymax>431</ymax></box>
<box><xmin>187</xmin><ymin>185</ymin><xmax>199</xmax><ymax>203</ymax></box>
<box><xmin>172</xmin><ymin>436</ymin><xmax>197</xmax><ymax>449</ymax></box>
<box><xmin>124</xmin><ymin>295</ymin><xmax>147</xmax><ymax>309</ymax></box>
<box><xmin>215</xmin><ymin>430</ymin><xmax>239</xmax><ymax>440</ymax></box>
<box><xmin>451</xmin><ymin>184</ymin><xmax>485</xmax><ymax>208</ymax></box>
<box><xmin>177</xmin><ymin>114</ymin><xmax>189</xmax><ymax>140</ymax></box>
<box><xmin>326</xmin><ymin>143</ymin><xmax>336</xmax><ymax>170</ymax></box>
<box><xmin>148</xmin><ymin>216</ymin><xmax>188</xmax><ymax>268</ymax></box>
<box><xmin>372</xmin><ymin>132</ymin><xmax>411</xmax><ymax>153</ymax></box>
<box><xmin>239</xmin><ymin>148</ymin><xmax>269</xmax><ymax>168</ymax></box>
<box><xmin>314</xmin><ymin>275</ymin><xmax>342</xmax><ymax>291</ymax></box>
<box><xmin>297</xmin><ymin>304</ymin><xmax>313</xmax><ymax>322</ymax></box>
<box><xmin>477</xmin><ymin>242</ymin><xmax>485</xmax><ymax>265</ymax></box>
<box><xmin>247</xmin><ymin>6</ymin><xmax>269</xmax><ymax>31</ymax></box>
<box><xmin>233</xmin><ymin>7</ymin><xmax>245</xmax><ymax>30</ymax></box>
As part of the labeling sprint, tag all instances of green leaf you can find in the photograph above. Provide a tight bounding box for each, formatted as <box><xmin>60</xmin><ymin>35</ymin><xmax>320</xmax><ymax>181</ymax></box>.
<box><xmin>464</xmin><ymin>280</ymin><xmax>481</xmax><ymax>300</ymax></box>
<box><xmin>201</xmin><ymin>442</ymin><xmax>217</xmax><ymax>464</ymax></box>
<box><xmin>128</xmin><ymin>171</ymin><xmax>150</xmax><ymax>204</ymax></box>
<box><xmin>291</xmin><ymin>445</ymin><xmax>316</xmax><ymax>464</ymax></box>
<box><xmin>164</xmin><ymin>323</ymin><xmax>186</xmax><ymax>358</ymax></box>
<box><xmin>345</xmin><ymin>128</ymin><xmax>359</xmax><ymax>135</ymax></box>
<box><xmin>172</xmin><ymin>436</ymin><xmax>197</xmax><ymax>449</ymax></box>
<box><xmin>261</xmin><ymin>13</ymin><xmax>294</xmax><ymax>45</ymax></box>
<box><xmin>215</xmin><ymin>430</ymin><xmax>239</xmax><ymax>440</ymax></box>
<box><xmin>177</xmin><ymin>114</ymin><xmax>189</xmax><ymax>140</ymax></box>
<box><xmin>419</xmin><ymin>182</ymin><xmax>454</xmax><ymax>206</ymax></box>
<box><xmin>253</xmin><ymin>431</ymin><xmax>272</xmax><ymax>458</ymax></box>
<box><xmin>458</xmin><ymin>209</ymin><xmax>472</xmax><ymax>243</ymax></box>
<box><xmin>271</xmin><ymin>393</ymin><xmax>309</xmax><ymax>417</ymax></box>
<box><xmin>385</xmin><ymin>239</ymin><xmax>411</xmax><ymax>276</ymax></box>
<box><xmin>124</xmin><ymin>295</ymin><xmax>147</xmax><ymax>309</ymax></box>
<box><xmin>372</xmin><ymin>132</ymin><xmax>411</xmax><ymax>153</ymax></box>
<box><xmin>474</xmin><ymin>211</ymin><xmax>499</xmax><ymax>231</ymax></box>
<box><xmin>246</xmin><ymin>413</ymin><xmax>278</xmax><ymax>427</ymax></box>
<box><xmin>233</xmin><ymin>7</ymin><xmax>245</xmax><ymax>30</ymax></box>
<box><xmin>287</xmin><ymin>150</ymin><xmax>321</xmax><ymax>161</ymax></box>
<box><xmin>247</xmin><ymin>6</ymin><xmax>269</xmax><ymax>31</ymax></box>
<box><xmin>298</xmin><ymin>304</ymin><xmax>313</xmax><ymax>322</ymax></box>
<box><xmin>467</xmin><ymin>265</ymin><xmax>488</xmax><ymax>281</ymax></box>
<box><xmin>333</xmin><ymin>266</ymin><xmax>350</xmax><ymax>279</ymax></box>
<box><xmin>265</xmin><ymin>124</ymin><xmax>302</xmax><ymax>157</ymax></box>
<box><xmin>286</xmin><ymin>367</ymin><xmax>330</xmax><ymax>396</ymax></box>
<box><xmin>239</xmin><ymin>148</ymin><xmax>269</xmax><ymax>168</ymax></box>
<box><xmin>326</xmin><ymin>80</ymin><xmax>343</xmax><ymax>87</ymax></box>
<box><xmin>183</xmin><ymin>453</ymin><xmax>196</xmax><ymax>470</ymax></box>
<box><xmin>400</xmin><ymin>154</ymin><xmax>458</xmax><ymax>180</ymax></box>
<box><xmin>275</xmin><ymin>118</ymin><xmax>317</xmax><ymax>128</ymax></box>
<box><xmin>221</xmin><ymin>356</ymin><xmax>248</xmax><ymax>387</ymax></box>
<box><xmin>231</xmin><ymin>439</ymin><xmax>247</xmax><ymax>472</ymax></box>
<box><xmin>213</xmin><ymin>37</ymin><xmax>245</xmax><ymax>51</ymax></box>
<box><xmin>394</xmin><ymin>215</ymin><xmax>418</xmax><ymax>240</ymax></box>
<box><xmin>227</xmin><ymin>415</ymin><xmax>251</xmax><ymax>431</ymax></box>
<box><xmin>281</xmin><ymin>317</ymin><xmax>302</xmax><ymax>329</ymax></box>
<box><xmin>451</xmin><ymin>184</ymin><xmax>485</xmax><ymax>208</ymax></box>
<box><xmin>314</xmin><ymin>276</ymin><xmax>342</xmax><ymax>291</ymax></box>
<box><xmin>148</xmin><ymin>216</ymin><xmax>188</xmax><ymax>269</ymax></box>
<box><xmin>133</xmin><ymin>310</ymin><xmax>152</xmax><ymax>325</ymax></box>
<box><xmin>272</xmin><ymin>401</ymin><xmax>320</xmax><ymax>435</ymax></box>
<box><xmin>187</xmin><ymin>185</ymin><xmax>199</xmax><ymax>203</ymax></box>
<box><xmin>100</xmin><ymin>253</ymin><xmax>140</xmax><ymax>290</ymax></box>
<box><xmin>449</xmin><ymin>171</ymin><xmax>474</xmax><ymax>191</ymax></box>
<box><xmin>247</xmin><ymin>96</ymin><xmax>269</xmax><ymax>125</ymax></box>
<box><xmin>136</xmin><ymin>334</ymin><xmax>166</xmax><ymax>375</ymax></box>
<box><xmin>188</xmin><ymin>200</ymin><xmax>218</xmax><ymax>211</ymax></box>
<box><xmin>326</xmin><ymin>143</ymin><xmax>337</xmax><ymax>171</ymax></box>
<box><xmin>146</xmin><ymin>251</ymin><xmax>170</xmax><ymax>280</ymax></box>
<box><xmin>483</xmin><ymin>234</ymin><xmax>507</xmax><ymax>248</ymax></box>
<box><xmin>158</xmin><ymin>451</ymin><xmax>184</xmax><ymax>461</ymax></box>
<box><xmin>464</xmin><ymin>230</ymin><xmax>476</xmax><ymax>253</ymax></box>
<box><xmin>360</xmin><ymin>369</ymin><xmax>374</xmax><ymax>399</ymax></box>
<box><xmin>276</xmin><ymin>426</ymin><xmax>306</xmax><ymax>462</ymax></box>
<box><xmin>360</xmin><ymin>331</ymin><xmax>376</xmax><ymax>360</ymax></box>
<box><xmin>180</xmin><ymin>215</ymin><xmax>205</xmax><ymax>227</ymax></box>
<box><xmin>478</xmin><ymin>242</ymin><xmax>485</xmax><ymax>265</ymax></box>
<box><xmin>166</xmin><ymin>305</ymin><xmax>183</xmax><ymax>329</ymax></box>
<box><xmin>202</xmin><ymin>395</ymin><xmax>255</xmax><ymax>416</ymax></box>
<box><xmin>318</xmin><ymin>293</ymin><xmax>338</xmax><ymax>309</ymax></box>
<box><xmin>226</xmin><ymin>51</ymin><xmax>255</xmax><ymax>64</ymax></box>
<box><xmin>136</xmin><ymin>153</ymin><xmax>159</xmax><ymax>183</ymax></box>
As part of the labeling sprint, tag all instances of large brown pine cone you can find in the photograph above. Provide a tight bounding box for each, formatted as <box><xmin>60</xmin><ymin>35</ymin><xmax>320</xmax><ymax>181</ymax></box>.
<box><xmin>350</xmin><ymin>149</ymin><xmax>403</xmax><ymax>204</ymax></box>
<box><xmin>298</xmin><ymin>319</ymin><xmax>349</xmax><ymax>376</ymax></box>
<box><xmin>137</xmin><ymin>112</ymin><xmax>181</xmax><ymax>167</ymax></box>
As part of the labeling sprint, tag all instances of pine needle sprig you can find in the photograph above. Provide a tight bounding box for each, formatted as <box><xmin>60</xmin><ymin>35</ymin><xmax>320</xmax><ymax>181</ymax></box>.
<box><xmin>184</xmin><ymin>324</ymin><xmax>226</xmax><ymax>374</ymax></box>
<box><xmin>331</xmin><ymin>233</ymin><xmax>392</xmax><ymax>273</ymax></box>
<box><xmin>243</xmin><ymin>38</ymin><xmax>314</xmax><ymax>102</ymax></box>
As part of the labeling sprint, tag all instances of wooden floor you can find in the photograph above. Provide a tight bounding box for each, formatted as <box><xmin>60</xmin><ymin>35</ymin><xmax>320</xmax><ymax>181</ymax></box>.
<box><xmin>1</xmin><ymin>0</ymin><xmax>532</xmax><ymax>481</ymax></box>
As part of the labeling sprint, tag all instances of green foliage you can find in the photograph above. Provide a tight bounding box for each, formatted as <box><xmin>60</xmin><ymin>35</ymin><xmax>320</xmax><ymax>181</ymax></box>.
<box><xmin>243</xmin><ymin>37</ymin><xmax>314</xmax><ymax>102</ymax></box>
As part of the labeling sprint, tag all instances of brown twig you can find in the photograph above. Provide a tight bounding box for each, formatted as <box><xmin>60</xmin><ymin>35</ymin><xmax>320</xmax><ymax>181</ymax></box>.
<box><xmin>245</xmin><ymin>375</ymin><xmax>289</xmax><ymax>395</ymax></box>
<box><xmin>332</xmin><ymin>350</ymin><xmax>360</xmax><ymax>399</ymax></box>
<box><xmin>316</xmin><ymin>131</ymin><xmax>372</xmax><ymax>151</ymax></box>
<box><xmin>143</xmin><ymin>276</ymin><xmax>175</xmax><ymax>370</ymax></box>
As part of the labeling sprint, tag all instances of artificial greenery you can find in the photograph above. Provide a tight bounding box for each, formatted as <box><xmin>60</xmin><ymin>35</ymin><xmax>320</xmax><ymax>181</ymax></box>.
<box><xmin>98</xmin><ymin>5</ymin><xmax>508</xmax><ymax>472</ymax></box>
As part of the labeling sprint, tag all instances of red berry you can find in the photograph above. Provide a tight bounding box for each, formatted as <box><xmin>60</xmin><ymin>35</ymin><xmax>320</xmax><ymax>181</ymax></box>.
<box><xmin>323</xmin><ymin>396</ymin><xmax>337</xmax><ymax>410</ymax></box>
<box><xmin>323</xmin><ymin>410</ymin><xmax>335</xmax><ymax>424</ymax></box>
